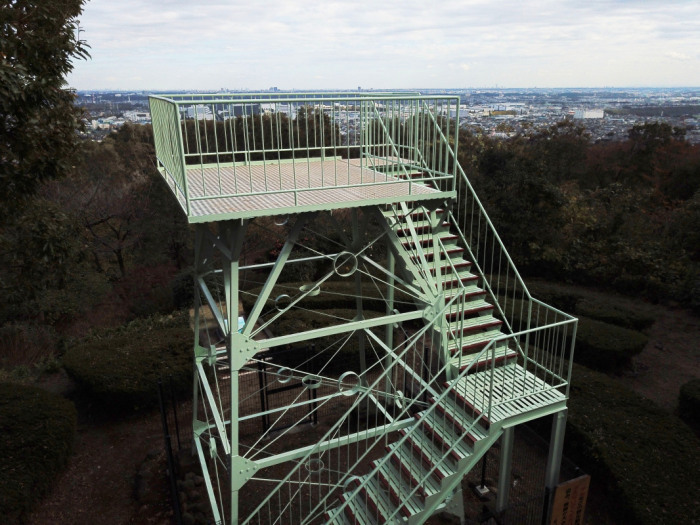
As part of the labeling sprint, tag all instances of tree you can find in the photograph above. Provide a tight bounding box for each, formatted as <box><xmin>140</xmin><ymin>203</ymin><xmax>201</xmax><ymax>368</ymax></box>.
<box><xmin>0</xmin><ymin>0</ymin><xmax>89</xmax><ymax>213</ymax></box>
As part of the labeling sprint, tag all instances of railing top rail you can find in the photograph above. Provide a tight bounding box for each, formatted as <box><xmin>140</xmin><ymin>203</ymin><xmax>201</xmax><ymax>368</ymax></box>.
<box><xmin>148</xmin><ymin>92</ymin><xmax>459</xmax><ymax>106</ymax></box>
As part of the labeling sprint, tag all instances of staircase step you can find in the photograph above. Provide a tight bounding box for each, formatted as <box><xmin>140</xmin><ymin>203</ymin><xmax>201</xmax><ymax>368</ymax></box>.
<box><xmin>386</xmin><ymin>446</ymin><xmax>441</xmax><ymax>502</ymax></box>
<box><xmin>416</xmin><ymin>411</ymin><xmax>475</xmax><ymax>461</ymax></box>
<box><xmin>428</xmin><ymin>257</ymin><xmax>471</xmax><ymax>274</ymax></box>
<box><xmin>450</xmin><ymin>345</ymin><xmax>518</xmax><ymax>373</ymax></box>
<box><xmin>338</xmin><ymin>492</ymin><xmax>374</xmax><ymax>525</ymax></box>
<box><xmin>432</xmin><ymin>392</ymin><xmax>491</xmax><ymax>432</ymax></box>
<box><xmin>354</xmin><ymin>476</ymin><xmax>403</xmax><ymax>524</ymax></box>
<box><xmin>401</xmin><ymin>233</ymin><xmax>459</xmax><ymax>249</ymax></box>
<box><xmin>373</xmin><ymin>460</ymin><xmax>424</xmax><ymax>516</ymax></box>
<box><xmin>444</xmin><ymin>284</ymin><xmax>487</xmax><ymax>302</ymax></box>
<box><xmin>398</xmin><ymin>428</ymin><xmax>456</xmax><ymax>482</ymax></box>
<box><xmin>409</xmin><ymin>243</ymin><xmax>463</xmax><ymax>262</ymax></box>
<box><xmin>447</xmin><ymin>315</ymin><xmax>503</xmax><ymax>336</ymax></box>
<box><xmin>447</xmin><ymin>328</ymin><xmax>504</xmax><ymax>356</ymax></box>
<box><xmin>445</xmin><ymin>299</ymin><xmax>494</xmax><ymax>319</ymax></box>
<box><xmin>395</xmin><ymin>220</ymin><xmax>451</xmax><ymax>235</ymax></box>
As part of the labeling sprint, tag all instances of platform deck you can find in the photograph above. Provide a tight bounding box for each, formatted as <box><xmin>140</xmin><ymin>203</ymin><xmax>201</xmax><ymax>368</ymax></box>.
<box><xmin>164</xmin><ymin>158</ymin><xmax>448</xmax><ymax>222</ymax></box>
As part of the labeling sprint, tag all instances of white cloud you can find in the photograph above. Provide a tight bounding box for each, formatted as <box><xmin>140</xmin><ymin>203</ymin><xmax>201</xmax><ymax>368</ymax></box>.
<box><xmin>68</xmin><ymin>0</ymin><xmax>700</xmax><ymax>89</ymax></box>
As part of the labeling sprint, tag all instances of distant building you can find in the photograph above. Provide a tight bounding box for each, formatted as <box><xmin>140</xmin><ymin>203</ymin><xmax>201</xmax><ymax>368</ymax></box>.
<box><xmin>574</xmin><ymin>109</ymin><xmax>604</xmax><ymax>119</ymax></box>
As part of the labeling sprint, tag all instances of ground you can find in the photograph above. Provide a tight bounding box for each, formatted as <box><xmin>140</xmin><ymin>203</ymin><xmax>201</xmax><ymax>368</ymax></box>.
<box><xmin>26</xmin><ymin>301</ymin><xmax>700</xmax><ymax>525</ymax></box>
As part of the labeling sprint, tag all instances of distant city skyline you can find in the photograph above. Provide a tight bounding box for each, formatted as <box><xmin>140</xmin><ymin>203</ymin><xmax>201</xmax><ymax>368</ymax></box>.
<box><xmin>69</xmin><ymin>0</ymin><xmax>700</xmax><ymax>91</ymax></box>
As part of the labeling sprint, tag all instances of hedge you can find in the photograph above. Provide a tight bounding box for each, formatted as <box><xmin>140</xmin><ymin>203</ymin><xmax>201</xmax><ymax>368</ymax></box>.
<box><xmin>500</xmin><ymin>295</ymin><xmax>649</xmax><ymax>373</ymax></box>
<box><xmin>566</xmin><ymin>364</ymin><xmax>700</xmax><ymax>525</ymax></box>
<box><xmin>63</xmin><ymin>312</ymin><xmax>193</xmax><ymax>411</ymax></box>
<box><xmin>573</xmin><ymin>317</ymin><xmax>649</xmax><ymax>372</ymax></box>
<box><xmin>0</xmin><ymin>383</ymin><xmax>77</xmax><ymax>524</ymax></box>
<box><xmin>678</xmin><ymin>378</ymin><xmax>700</xmax><ymax>431</ymax></box>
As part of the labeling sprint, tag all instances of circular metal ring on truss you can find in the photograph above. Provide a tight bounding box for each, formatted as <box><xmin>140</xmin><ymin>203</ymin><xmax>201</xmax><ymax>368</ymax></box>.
<box><xmin>302</xmin><ymin>375</ymin><xmax>322</xmax><ymax>390</ymax></box>
<box><xmin>274</xmin><ymin>294</ymin><xmax>291</xmax><ymax>312</ymax></box>
<box><xmin>304</xmin><ymin>458</ymin><xmax>324</xmax><ymax>474</ymax></box>
<box><xmin>343</xmin><ymin>476</ymin><xmax>361</xmax><ymax>492</ymax></box>
<box><xmin>274</xmin><ymin>216</ymin><xmax>289</xmax><ymax>226</ymax></box>
<box><xmin>276</xmin><ymin>367</ymin><xmax>293</xmax><ymax>384</ymax></box>
<box><xmin>337</xmin><ymin>371</ymin><xmax>361</xmax><ymax>396</ymax></box>
<box><xmin>334</xmin><ymin>251</ymin><xmax>358</xmax><ymax>277</ymax></box>
<box><xmin>299</xmin><ymin>283</ymin><xmax>321</xmax><ymax>297</ymax></box>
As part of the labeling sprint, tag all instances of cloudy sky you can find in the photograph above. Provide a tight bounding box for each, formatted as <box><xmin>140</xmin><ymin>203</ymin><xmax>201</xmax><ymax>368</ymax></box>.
<box><xmin>68</xmin><ymin>0</ymin><xmax>700</xmax><ymax>91</ymax></box>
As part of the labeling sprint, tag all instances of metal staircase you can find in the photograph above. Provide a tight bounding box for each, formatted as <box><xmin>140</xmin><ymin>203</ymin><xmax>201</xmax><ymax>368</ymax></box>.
<box><xmin>321</xmin><ymin>202</ymin><xmax>567</xmax><ymax>524</ymax></box>
<box><xmin>148</xmin><ymin>92</ymin><xmax>577</xmax><ymax>525</ymax></box>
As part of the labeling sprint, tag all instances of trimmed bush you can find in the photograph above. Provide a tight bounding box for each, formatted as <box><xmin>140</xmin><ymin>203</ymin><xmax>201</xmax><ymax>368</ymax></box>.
<box><xmin>0</xmin><ymin>383</ymin><xmax>77</xmax><ymax>524</ymax></box>
<box><xmin>499</xmin><ymin>295</ymin><xmax>648</xmax><ymax>373</ymax></box>
<box><xmin>63</xmin><ymin>312</ymin><xmax>193</xmax><ymax>411</ymax></box>
<box><xmin>574</xmin><ymin>317</ymin><xmax>648</xmax><ymax>372</ymax></box>
<box><xmin>574</xmin><ymin>296</ymin><xmax>655</xmax><ymax>331</ymax></box>
<box><xmin>679</xmin><ymin>378</ymin><xmax>700</xmax><ymax>430</ymax></box>
<box><xmin>567</xmin><ymin>364</ymin><xmax>700</xmax><ymax>525</ymax></box>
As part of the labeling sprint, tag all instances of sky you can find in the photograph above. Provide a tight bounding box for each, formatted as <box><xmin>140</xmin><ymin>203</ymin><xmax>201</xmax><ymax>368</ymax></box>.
<box><xmin>68</xmin><ymin>0</ymin><xmax>700</xmax><ymax>91</ymax></box>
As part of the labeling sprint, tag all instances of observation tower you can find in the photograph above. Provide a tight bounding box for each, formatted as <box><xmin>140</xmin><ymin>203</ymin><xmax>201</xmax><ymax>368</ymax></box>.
<box><xmin>149</xmin><ymin>92</ymin><xmax>577</xmax><ymax>524</ymax></box>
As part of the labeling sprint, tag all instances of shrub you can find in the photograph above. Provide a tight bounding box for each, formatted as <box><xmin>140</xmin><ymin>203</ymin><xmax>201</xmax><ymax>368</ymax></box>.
<box><xmin>63</xmin><ymin>312</ymin><xmax>193</xmax><ymax>411</ymax></box>
<box><xmin>573</xmin><ymin>317</ymin><xmax>648</xmax><ymax>372</ymax></box>
<box><xmin>567</xmin><ymin>364</ymin><xmax>700</xmax><ymax>525</ymax></box>
<box><xmin>574</xmin><ymin>296</ymin><xmax>655</xmax><ymax>331</ymax></box>
<box><xmin>0</xmin><ymin>383</ymin><xmax>77</xmax><ymax>524</ymax></box>
<box><xmin>678</xmin><ymin>378</ymin><xmax>700</xmax><ymax>430</ymax></box>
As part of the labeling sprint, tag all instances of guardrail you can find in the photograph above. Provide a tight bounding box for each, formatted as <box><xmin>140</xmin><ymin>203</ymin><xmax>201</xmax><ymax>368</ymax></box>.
<box><xmin>148</xmin><ymin>93</ymin><xmax>460</xmax><ymax>219</ymax></box>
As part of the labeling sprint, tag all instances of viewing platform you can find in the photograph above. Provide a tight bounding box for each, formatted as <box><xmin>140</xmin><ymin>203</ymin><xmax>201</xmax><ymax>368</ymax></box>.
<box><xmin>149</xmin><ymin>93</ymin><xmax>460</xmax><ymax>222</ymax></box>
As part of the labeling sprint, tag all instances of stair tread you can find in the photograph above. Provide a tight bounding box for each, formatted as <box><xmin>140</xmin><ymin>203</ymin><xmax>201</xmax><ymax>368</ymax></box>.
<box><xmin>431</xmin><ymin>393</ymin><xmax>491</xmax><ymax>432</ymax></box>
<box><xmin>449</xmin><ymin>344</ymin><xmax>517</xmax><ymax>369</ymax></box>
<box><xmin>420</xmin><ymin>410</ymin><xmax>477</xmax><ymax>458</ymax></box>
<box><xmin>399</xmin><ymin>428</ymin><xmax>457</xmax><ymax>479</ymax></box>
<box><xmin>389</xmin><ymin>442</ymin><xmax>443</xmax><ymax>495</ymax></box>
<box><xmin>445</xmin><ymin>299</ymin><xmax>493</xmax><ymax>316</ymax></box>
<box><xmin>447</xmin><ymin>315</ymin><xmax>502</xmax><ymax>333</ymax></box>
<box><xmin>338</xmin><ymin>493</ymin><xmax>374</xmax><ymax>525</ymax></box>
<box><xmin>358</xmin><ymin>475</ymin><xmax>402</xmax><ymax>523</ymax></box>
<box><xmin>375</xmin><ymin>461</ymin><xmax>424</xmax><ymax>515</ymax></box>
<box><xmin>447</xmin><ymin>329</ymin><xmax>505</xmax><ymax>352</ymax></box>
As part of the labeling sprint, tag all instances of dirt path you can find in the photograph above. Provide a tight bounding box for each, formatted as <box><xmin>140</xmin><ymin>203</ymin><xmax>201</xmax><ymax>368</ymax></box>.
<box><xmin>617</xmin><ymin>307</ymin><xmax>700</xmax><ymax>412</ymax></box>
<box><xmin>27</xmin><ymin>395</ymin><xmax>172</xmax><ymax>525</ymax></box>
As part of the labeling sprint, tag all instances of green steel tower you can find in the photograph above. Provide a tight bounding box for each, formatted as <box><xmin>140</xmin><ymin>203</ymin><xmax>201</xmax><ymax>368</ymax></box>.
<box><xmin>149</xmin><ymin>92</ymin><xmax>577</xmax><ymax>524</ymax></box>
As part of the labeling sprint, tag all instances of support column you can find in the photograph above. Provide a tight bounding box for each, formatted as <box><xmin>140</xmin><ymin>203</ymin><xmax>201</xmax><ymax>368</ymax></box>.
<box><xmin>543</xmin><ymin>409</ymin><xmax>568</xmax><ymax>524</ymax></box>
<box><xmin>496</xmin><ymin>425</ymin><xmax>515</xmax><ymax>513</ymax></box>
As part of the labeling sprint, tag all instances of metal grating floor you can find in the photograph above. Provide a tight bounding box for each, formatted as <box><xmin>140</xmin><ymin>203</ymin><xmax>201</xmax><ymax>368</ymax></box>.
<box><xmin>165</xmin><ymin>158</ymin><xmax>445</xmax><ymax>222</ymax></box>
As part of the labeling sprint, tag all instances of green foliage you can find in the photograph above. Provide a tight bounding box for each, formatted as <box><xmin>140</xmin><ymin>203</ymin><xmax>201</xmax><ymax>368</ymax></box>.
<box><xmin>0</xmin><ymin>383</ymin><xmax>77</xmax><ymax>524</ymax></box>
<box><xmin>62</xmin><ymin>312</ymin><xmax>193</xmax><ymax>411</ymax></box>
<box><xmin>0</xmin><ymin>0</ymin><xmax>89</xmax><ymax>213</ymax></box>
<box><xmin>678</xmin><ymin>378</ymin><xmax>700</xmax><ymax>430</ymax></box>
<box><xmin>574</xmin><ymin>296</ymin><xmax>655</xmax><ymax>331</ymax></box>
<box><xmin>567</xmin><ymin>365</ymin><xmax>700</xmax><ymax>525</ymax></box>
<box><xmin>573</xmin><ymin>317</ymin><xmax>648</xmax><ymax>372</ymax></box>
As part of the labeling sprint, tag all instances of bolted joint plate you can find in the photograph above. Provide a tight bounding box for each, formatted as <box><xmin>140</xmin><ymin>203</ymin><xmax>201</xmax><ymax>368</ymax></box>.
<box><xmin>230</xmin><ymin>455</ymin><xmax>260</xmax><ymax>491</ymax></box>
<box><xmin>229</xmin><ymin>332</ymin><xmax>260</xmax><ymax>371</ymax></box>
